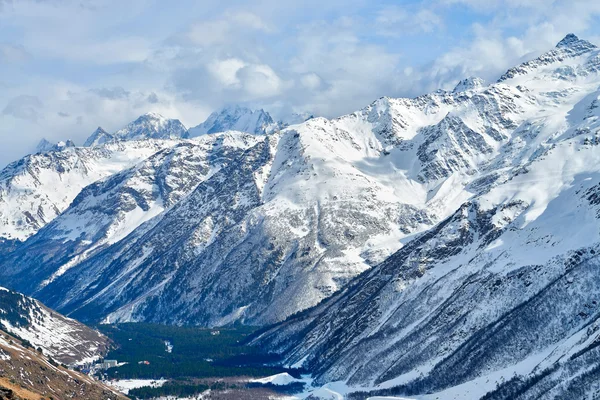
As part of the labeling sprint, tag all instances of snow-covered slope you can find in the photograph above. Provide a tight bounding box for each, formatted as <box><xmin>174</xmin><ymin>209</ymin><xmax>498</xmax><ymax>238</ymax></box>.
<box><xmin>188</xmin><ymin>105</ymin><xmax>278</xmax><ymax>136</ymax></box>
<box><xmin>0</xmin><ymin>132</ymin><xmax>265</xmax><ymax>296</ymax></box>
<box><xmin>0</xmin><ymin>286</ymin><xmax>109</xmax><ymax>365</ymax></box>
<box><xmin>253</xmin><ymin>35</ymin><xmax>600</xmax><ymax>399</ymax></box>
<box><xmin>0</xmin><ymin>138</ymin><xmax>179</xmax><ymax>241</ymax></box>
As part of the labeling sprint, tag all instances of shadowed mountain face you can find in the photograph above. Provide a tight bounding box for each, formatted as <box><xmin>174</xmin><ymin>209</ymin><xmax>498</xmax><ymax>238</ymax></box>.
<box><xmin>3</xmin><ymin>36</ymin><xmax>600</xmax><ymax>399</ymax></box>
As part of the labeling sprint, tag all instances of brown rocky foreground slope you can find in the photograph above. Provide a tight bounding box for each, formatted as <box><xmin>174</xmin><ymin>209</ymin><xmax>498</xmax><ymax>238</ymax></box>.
<box><xmin>0</xmin><ymin>331</ymin><xmax>125</xmax><ymax>400</ymax></box>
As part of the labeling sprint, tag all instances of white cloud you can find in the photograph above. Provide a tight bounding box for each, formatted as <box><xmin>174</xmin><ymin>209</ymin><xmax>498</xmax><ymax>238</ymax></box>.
<box><xmin>184</xmin><ymin>11</ymin><xmax>272</xmax><ymax>47</ymax></box>
<box><xmin>187</xmin><ymin>21</ymin><xmax>231</xmax><ymax>47</ymax></box>
<box><xmin>237</xmin><ymin>63</ymin><xmax>287</xmax><ymax>98</ymax></box>
<box><xmin>300</xmin><ymin>73</ymin><xmax>323</xmax><ymax>90</ymax></box>
<box><xmin>91</xmin><ymin>87</ymin><xmax>131</xmax><ymax>100</ymax></box>
<box><xmin>207</xmin><ymin>58</ymin><xmax>247</xmax><ymax>87</ymax></box>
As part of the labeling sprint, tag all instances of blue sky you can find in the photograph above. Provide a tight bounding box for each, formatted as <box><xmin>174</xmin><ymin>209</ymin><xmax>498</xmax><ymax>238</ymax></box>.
<box><xmin>1</xmin><ymin>0</ymin><xmax>600</xmax><ymax>166</ymax></box>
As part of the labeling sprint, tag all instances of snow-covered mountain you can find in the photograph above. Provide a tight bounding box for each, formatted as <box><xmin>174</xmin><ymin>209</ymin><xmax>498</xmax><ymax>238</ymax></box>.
<box><xmin>188</xmin><ymin>105</ymin><xmax>278</xmax><ymax>136</ymax></box>
<box><xmin>3</xmin><ymin>34</ymin><xmax>599</xmax><ymax>331</ymax></box>
<box><xmin>35</xmin><ymin>138</ymin><xmax>76</xmax><ymax>153</ymax></box>
<box><xmin>0</xmin><ymin>286</ymin><xmax>109</xmax><ymax>365</ymax></box>
<box><xmin>0</xmin><ymin>138</ymin><xmax>179</xmax><ymax>241</ymax></box>
<box><xmin>0</xmin><ymin>132</ymin><xmax>266</xmax><ymax>300</ymax></box>
<box><xmin>83</xmin><ymin>113</ymin><xmax>188</xmax><ymax>147</ymax></box>
<box><xmin>251</xmin><ymin>34</ymin><xmax>600</xmax><ymax>399</ymax></box>
<box><xmin>84</xmin><ymin>126</ymin><xmax>114</xmax><ymax>147</ymax></box>
<box><xmin>2</xmin><ymin>34</ymin><xmax>600</xmax><ymax>399</ymax></box>
<box><xmin>113</xmin><ymin>112</ymin><xmax>189</xmax><ymax>141</ymax></box>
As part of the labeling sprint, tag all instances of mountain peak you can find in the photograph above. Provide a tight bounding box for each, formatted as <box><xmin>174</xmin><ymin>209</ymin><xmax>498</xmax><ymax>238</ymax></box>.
<box><xmin>188</xmin><ymin>105</ymin><xmax>276</xmax><ymax>136</ymax></box>
<box><xmin>139</xmin><ymin>111</ymin><xmax>166</xmax><ymax>120</ymax></box>
<box><xmin>84</xmin><ymin>114</ymin><xmax>188</xmax><ymax>147</ymax></box>
<box><xmin>84</xmin><ymin>126</ymin><xmax>115</xmax><ymax>147</ymax></box>
<box><xmin>498</xmin><ymin>34</ymin><xmax>598</xmax><ymax>82</ymax></box>
<box><xmin>453</xmin><ymin>76</ymin><xmax>485</xmax><ymax>93</ymax></box>
<box><xmin>556</xmin><ymin>33</ymin><xmax>580</xmax><ymax>48</ymax></box>
<box><xmin>57</xmin><ymin>139</ymin><xmax>75</xmax><ymax>148</ymax></box>
<box><xmin>35</xmin><ymin>138</ymin><xmax>75</xmax><ymax>153</ymax></box>
<box><xmin>114</xmin><ymin>113</ymin><xmax>188</xmax><ymax>141</ymax></box>
<box><xmin>35</xmin><ymin>138</ymin><xmax>56</xmax><ymax>153</ymax></box>
<box><xmin>554</xmin><ymin>33</ymin><xmax>597</xmax><ymax>52</ymax></box>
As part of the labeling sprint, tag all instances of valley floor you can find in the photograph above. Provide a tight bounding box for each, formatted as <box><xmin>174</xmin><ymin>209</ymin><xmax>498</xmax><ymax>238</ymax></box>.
<box><xmin>93</xmin><ymin>323</ymin><xmax>306</xmax><ymax>400</ymax></box>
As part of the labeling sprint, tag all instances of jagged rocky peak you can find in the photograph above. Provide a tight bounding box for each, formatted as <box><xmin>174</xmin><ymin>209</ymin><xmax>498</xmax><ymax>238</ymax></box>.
<box><xmin>114</xmin><ymin>112</ymin><xmax>189</xmax><ymax>141</ymax></box>
<box><xmin>499</xmin><ymin>33</ymin><xmax>599</xmax><ymax>82</ymax></box>
<box><xmin>453</xmin><ymin>76</ymin><xmax>485</xmax><ymax>93</ymax></box>
<box><xmin>35</xmin><ymin>138</ymin><xmax>56</xmax><ymax>153</ymax></box>
<box><xmin>83</xmin><ymin>113</ymin><xmax>189</xmax><ymax>146</ymax></box>
<box><xmin>84</xmin><ymin>126</ymin><xmax>114</xmax><ymax>147</ymax></box>
<box><xmin>556</xmin><ymin>33</ymin><xmax>596</xmax><ymax>51</ymax></box>
<box><xmin>35</xmin><ymin>138</ymin><xmax>75</xmax><ymax>153</ymax></box>
<box><xmin>188</xmin><ymin>105</ymin><xmax>276</xmax><ymax>136</ymax></box>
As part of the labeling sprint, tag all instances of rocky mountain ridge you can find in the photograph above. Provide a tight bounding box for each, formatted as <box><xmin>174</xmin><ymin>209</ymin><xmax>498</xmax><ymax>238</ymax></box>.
<box><xmin>250</xmin><ymin>34</ymin><xmax>600</xmax><ymax>399</ymax></box>
<box><xmin>1</xmin><ymin>38</ymin><xmax>600</xmax><ymax>400</ymax></box>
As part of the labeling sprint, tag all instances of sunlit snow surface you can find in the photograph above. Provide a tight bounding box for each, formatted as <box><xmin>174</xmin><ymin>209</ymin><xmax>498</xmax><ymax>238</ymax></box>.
<box><xmin>106</xmin><ymin>378</ymin><xmax>167</xmax><ymax>395</ymax></box>
<box><xmin>251</xmin><ymin>35</ymin><xmax>600</xmax><ymax>399</ymax></box>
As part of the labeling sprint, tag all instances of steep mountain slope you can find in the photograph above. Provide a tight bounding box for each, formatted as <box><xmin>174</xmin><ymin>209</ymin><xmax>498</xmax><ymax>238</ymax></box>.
<box><xmin>252</xmin><ymin>35</ymin><xmax>600</xmax><ymax>399</ymax></box>
<box><xmin>188</xmin><ymin>105</ymin><xmax>278</xmax><ymax>136</ymax></box>
<box><xmin>0</xmin><ymin>286</ymin><xmax>109</xmax><ymax>365</ymax></box>
<box><xmin>0</xmin><ymin>132</ymin><xmax>266</xmax><ymax>296</ymax></box>
<box><xmin>0</xmin><ymin>329</ymin><xmax>124</xmax><ymax>399</ymax></box>
<box><xmin>0</xmin><ymin>138</ymin><xmax>179</xmax><ymax>242</ymax></box>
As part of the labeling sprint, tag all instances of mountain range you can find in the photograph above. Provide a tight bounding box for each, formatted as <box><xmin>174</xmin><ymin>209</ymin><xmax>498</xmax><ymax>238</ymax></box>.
<box><xmin>252</xmin><ymin>33</ymin><xmax>600</xmax><ymax>399</ymax></box>
<box><xmin>2</xmin><ymin>33</ymin><xmax>600</xmax><ymax>399</ymax></box>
